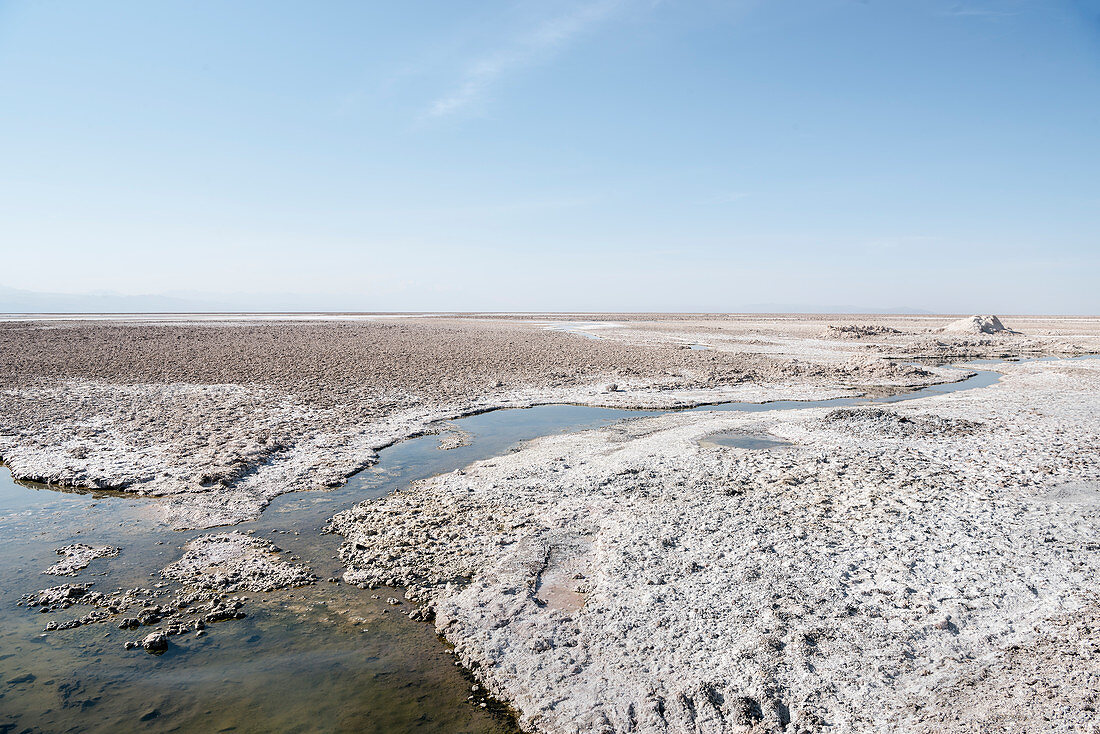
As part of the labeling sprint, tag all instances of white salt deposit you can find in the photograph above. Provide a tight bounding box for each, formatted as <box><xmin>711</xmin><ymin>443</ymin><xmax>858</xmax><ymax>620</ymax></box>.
<box><xmin>940</xmin><ymin>314</ymin><xmax>1017</xmax><ymax>335</ymax></box>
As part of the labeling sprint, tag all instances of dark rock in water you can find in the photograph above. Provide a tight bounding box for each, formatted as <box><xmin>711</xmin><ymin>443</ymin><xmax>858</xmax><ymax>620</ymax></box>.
<box><xmin>141</xmin><ymin>631</ymin><xmax>168</xmax><ymax>653</ymax></box>
<box><xmin>137</xmin><ymin>606</ymin><xmax>162</xmax><ymax>625</ymax></box>
<box><xmin>139</xmin><ymin>708</ymin><xmax>161</xmax><ymax>722</ymax></box>
<box><xmin>408</xmin><ymin>605</ymin><xmax>435</xmax><ymax>623</ymax></box>
<box><xmin>56</xmin><ymin>678</ymin><xmax>92</xmax><ymax>708</ymax></box>
<box><xmin>20</xmin><ymin>583</ymin><xmax>95</xmax><ymax>610</ymax></box>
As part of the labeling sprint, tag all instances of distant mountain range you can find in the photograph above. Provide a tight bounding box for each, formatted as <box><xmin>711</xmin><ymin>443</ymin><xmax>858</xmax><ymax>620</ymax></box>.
<box><xmin>740</xmin><ymin>303</ymin><xmax>934</xmax><ymax>315</ymax></box>
<box><xmin>0</xmin><ymin>285</ymin><xmax>217</xmax><ymax>313</ymax></box>
<box><xmin>0</xmin><ymin>285</ymin><xmax>935</xmax><ymax>315</ymax></box>
<box><xmin>0</xmin><ymin>286</ymin><xmax>358</xmax><ymax>313</ymax></box>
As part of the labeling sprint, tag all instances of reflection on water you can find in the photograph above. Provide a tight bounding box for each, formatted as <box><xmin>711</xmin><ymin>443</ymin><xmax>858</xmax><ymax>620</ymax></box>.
<box><xmin>687</xmin><ymin>365</ymin><xmax>1004</xmax><ymax>414</ymax></box>
<box><xmin>1</xmin><ymin>581</ymin><xmax>515</xmax><ymax>733</ymax></box>
<box><xmin>700</xmin><ymin>432</ymin><xmax>791</xmax><ymax>450</ymax></box>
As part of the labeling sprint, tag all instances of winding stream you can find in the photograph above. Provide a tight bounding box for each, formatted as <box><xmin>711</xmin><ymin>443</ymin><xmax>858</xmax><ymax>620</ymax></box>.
<box><xmin>0</xmin><ymin>357</ymin><xmax>1090</xmax><ymax>732</ymax></box>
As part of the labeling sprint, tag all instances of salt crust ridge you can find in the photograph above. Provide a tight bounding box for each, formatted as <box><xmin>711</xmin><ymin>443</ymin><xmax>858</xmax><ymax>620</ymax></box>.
<box><xmin>333</xmin><ymin>359</ymin><xmax>1100</xmax><ymax>733</ymax></box>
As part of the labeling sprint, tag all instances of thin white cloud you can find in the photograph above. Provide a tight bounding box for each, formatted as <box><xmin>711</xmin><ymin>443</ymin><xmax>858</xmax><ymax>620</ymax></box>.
<box><xmin>702</xmin><ymin>191</ymin><xmax>751</xmax><ymax>204</ymax></box>
<box><xmin>863</xmin><ymin>234</ymin><xmax>941</xmax><ymax>255</ymax></box>
<box><xmin>939</xmin><ymin>3</ymin><xmax>1019</xmax><ymax>18</ymax></box>
<box><xmin>427</xmin><ymin>0</ymin><xmax>625</xmax><ymax>118</ymax></box>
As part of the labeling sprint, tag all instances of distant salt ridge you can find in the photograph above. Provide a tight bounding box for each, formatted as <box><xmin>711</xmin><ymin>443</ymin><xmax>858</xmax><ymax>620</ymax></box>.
<box><xmin>940</xmin><ymin>315</ymin><xmax>1019</xmax><ymax>335</ymax></box>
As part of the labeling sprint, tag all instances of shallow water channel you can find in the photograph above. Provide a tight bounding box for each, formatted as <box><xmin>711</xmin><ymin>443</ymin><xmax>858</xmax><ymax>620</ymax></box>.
<box><xmin>0</xmin><ymin>357</ymin><xmax>1086</xmax><ymax>732</ymax></box>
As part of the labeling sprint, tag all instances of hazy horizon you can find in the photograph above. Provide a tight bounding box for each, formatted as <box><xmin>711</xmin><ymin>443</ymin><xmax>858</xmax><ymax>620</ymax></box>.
<box><xmin>2</xmin><ymin>1</ymin><xmax>1097</xmax><ymax>313</ymax></box>
<box><xmin>4</xmin><ymin>283</ymin><xmax>1099</xmax><ymax>316</ymax></box>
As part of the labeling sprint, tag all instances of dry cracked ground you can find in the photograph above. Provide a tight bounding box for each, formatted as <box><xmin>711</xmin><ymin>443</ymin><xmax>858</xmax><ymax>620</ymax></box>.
<box><xmin>3</xmin><ymin>313</ymin><xmax>1100</xmax><ymax>732</ymax></box>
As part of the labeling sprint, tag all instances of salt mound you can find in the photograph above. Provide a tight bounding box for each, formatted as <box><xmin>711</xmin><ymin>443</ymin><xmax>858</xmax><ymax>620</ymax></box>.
<box><xmin>940</xmin><ymin>315</ymin><xmax>1018</xmax><ymax>335</ymax></box>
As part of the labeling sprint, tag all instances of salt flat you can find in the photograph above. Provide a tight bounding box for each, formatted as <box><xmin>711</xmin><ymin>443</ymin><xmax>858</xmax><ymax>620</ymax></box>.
<box><xmin>334</xmin><ymin>356</ymin><xmax>1100</xmax><ymax>732</ymax></box>
<box><xmin>0</xmin><ymin>313</ymin><xmax>1042</xmax><ymax>528</ymax></box>
<box><xmin>2</xmin><ymin>313</ymin><xmax>1099</xmax><ymax>732</ymax></box>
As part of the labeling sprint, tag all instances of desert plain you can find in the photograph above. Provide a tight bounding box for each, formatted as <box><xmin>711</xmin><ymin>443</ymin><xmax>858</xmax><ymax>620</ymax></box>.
<box><xmin>2</xmin><ymin>313</ymin><xmax>1099</xmax><ymax>733</ymax></box>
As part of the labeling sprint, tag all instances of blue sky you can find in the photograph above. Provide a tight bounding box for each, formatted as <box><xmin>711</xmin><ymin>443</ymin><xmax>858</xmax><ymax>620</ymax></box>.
<box><xmin>1</xmin><ymin>0</ymin><xmax>1097</xmax><ymax>312</ymax></box>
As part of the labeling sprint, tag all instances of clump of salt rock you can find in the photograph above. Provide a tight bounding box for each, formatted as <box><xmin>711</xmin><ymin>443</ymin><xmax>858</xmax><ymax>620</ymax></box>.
<box><xmin>939</xmin><ymin>315</ymin><xmax>1019</xmax><ymax>335</ymax></box>
<box><xmin>824</xmin><ymin>324</ymin><xmax>903</xmax><ymax>339</ymax></box>
<box><xmin>43</xmin><ymin>543</ymin><xmax>120</xmax><ymax>576</ymax></box>
<box><xmin>162</xmin><ymin>532</ymin><xmax>316</xmax><ymax>593</ymax></box>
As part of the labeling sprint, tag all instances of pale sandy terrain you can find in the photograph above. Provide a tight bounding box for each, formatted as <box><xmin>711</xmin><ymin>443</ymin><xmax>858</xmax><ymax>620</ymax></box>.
<box><xmin>3</xmin><ymin>313</ymin><xmax>1100</xmax><ymax>732</ymax></box>
<box><xmin>333</xmin><ymin>355</ymin><xmax>1100</xmax><ymax>733</ymax></box>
